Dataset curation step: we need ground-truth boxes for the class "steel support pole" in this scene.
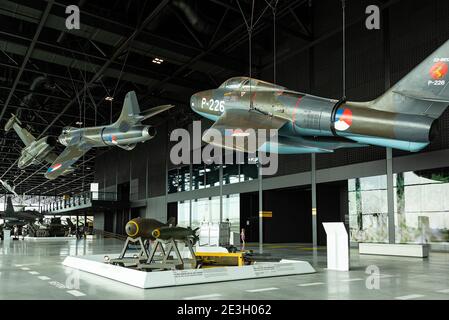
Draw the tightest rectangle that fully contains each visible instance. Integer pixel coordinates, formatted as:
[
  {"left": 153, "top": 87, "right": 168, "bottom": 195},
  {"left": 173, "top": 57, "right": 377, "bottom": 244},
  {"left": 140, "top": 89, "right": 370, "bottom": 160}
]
[
  {"left": 145, "top": 156, "right": 149, "bottom": 217},
  {"left": 383, "top": 7, "right": 395, "bottom": 244},
  {"left": 219, "top": 164, "right": 223, "bottom": 222},
  {"left": 258, "top": 161, "right": 263, "bottom": 254},
  {"left": 189, "top": 164, "right": 192, "bottom": 227},
  {"left": 311, "top": 153, "right": 317, "bottom": 248},
  {"left": 386, "top": 148, "right": 395, "bottom": 243}
]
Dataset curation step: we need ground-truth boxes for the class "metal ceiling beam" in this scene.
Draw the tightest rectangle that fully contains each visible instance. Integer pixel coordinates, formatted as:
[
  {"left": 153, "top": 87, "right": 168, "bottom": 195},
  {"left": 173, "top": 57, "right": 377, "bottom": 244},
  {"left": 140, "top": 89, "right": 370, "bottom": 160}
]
[
  {"left": 0, "top": 29, "right": 212, "bottom": 91},
  {"left": 144, "top": 5, "right": 258, "bottom": 96},
  {"left": 169, "top": 7, "right": 204, "bottom": 49},
  {"left": 261, "top": 0, "right": 403, "bottom": 71},
  {"left": 288, "top": 7, "right": 312, "bottom": 37},
  {"left": 6, "top": 104, "right": 95, "bottom": 121},
  {"left": 210, "top": 0, "right": 311, "bottom": 42},
  {"left": 2, "top": 0, "right": 248, "bottom": 73},
  {"left": 38, "top": 0, "right": 170, "bottom": 136},
  {"left": 0, "top": 86, "right": 71, "bottom": 102},
  {"left": 0, "top": 62, "right": 85, "bottom": 86},
  {"left": 0, "top": 0, "right": 54, "bottom": 122},
  {"left": 222, "top": 0, "right": 308, "bottom": 54}
]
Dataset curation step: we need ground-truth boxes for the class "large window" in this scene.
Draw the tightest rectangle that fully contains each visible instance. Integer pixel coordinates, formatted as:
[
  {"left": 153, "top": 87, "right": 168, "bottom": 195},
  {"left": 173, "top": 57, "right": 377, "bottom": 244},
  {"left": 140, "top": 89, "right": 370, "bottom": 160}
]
[
  {"left": 168, "top": 163, "right": 259, "bottom": 194},
  {"left": 348, "top": 175, "right": 389, "bottom": 243},
  {"left": 348, "top": 168, "right": 449, "bottom": 244},
  {"left": 167, "top": 165, "right": 191, "bottom": 193},
  {"left": 177, "top": 194, "right": 240, "bottom": 233},
  {"left": 394, "top": 170, "right": 449, "bottom": 243}
]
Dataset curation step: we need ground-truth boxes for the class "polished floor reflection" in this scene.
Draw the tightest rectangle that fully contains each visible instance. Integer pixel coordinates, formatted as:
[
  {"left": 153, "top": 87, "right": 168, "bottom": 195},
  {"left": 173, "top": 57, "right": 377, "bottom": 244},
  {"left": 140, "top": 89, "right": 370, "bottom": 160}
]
[{"left": 1, "top": 237, "right": 449, "bottom": 300}]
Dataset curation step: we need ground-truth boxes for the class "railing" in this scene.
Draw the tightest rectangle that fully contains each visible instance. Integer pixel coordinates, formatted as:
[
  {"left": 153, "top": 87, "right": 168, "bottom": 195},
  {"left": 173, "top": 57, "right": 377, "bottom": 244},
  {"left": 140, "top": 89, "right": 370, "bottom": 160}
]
[{"left": 41, "top": 191, "right": 119, "bottom": 213}]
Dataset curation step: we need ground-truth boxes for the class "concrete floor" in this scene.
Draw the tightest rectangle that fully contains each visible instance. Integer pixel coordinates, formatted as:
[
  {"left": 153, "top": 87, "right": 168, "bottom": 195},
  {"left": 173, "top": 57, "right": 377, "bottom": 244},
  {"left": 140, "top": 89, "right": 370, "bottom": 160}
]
[{"left": 1, "top": 237, "right": 449, "bottom": 300}]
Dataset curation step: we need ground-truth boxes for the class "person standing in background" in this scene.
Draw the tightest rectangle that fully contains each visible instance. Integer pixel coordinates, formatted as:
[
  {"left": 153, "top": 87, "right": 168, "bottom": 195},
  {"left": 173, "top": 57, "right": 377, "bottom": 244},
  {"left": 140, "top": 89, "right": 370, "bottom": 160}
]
[{"left": 240, "top": 228, "right": 245, "bottom": 251}]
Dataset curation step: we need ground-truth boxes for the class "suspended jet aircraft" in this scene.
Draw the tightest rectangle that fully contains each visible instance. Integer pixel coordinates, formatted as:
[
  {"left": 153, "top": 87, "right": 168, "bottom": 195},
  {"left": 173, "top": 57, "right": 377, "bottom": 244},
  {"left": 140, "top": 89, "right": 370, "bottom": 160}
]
[
  {"left": 190, "top": 40, "right": 449, "bottom": 154},
  {"left": 4, "top": 114, "right": 74, "bottom": 176},
  {"left": 0, "top": 196, "right": 43, "bottom": 228},
  {"left": 45, "top": 91, "right": 174, "bottom": 180},
  {"left": 0, "top": 179, "right": 18, "bottom": 197}
]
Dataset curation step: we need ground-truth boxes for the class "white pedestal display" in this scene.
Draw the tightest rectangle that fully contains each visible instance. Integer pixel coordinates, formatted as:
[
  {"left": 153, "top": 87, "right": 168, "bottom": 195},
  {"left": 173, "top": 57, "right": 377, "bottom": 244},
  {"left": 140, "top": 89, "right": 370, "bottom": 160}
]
[
  {"left": 322, "top": 222, "right": 349, "bottom": 271},
  {"left": 62, "top": 254, "right": 316, "bottom": 289},
  {"left": 24, "top": 236, "right": 75, "bottom": 242},
  {"left": 359, "top": 243, "right": 429, "bottom": 258}
]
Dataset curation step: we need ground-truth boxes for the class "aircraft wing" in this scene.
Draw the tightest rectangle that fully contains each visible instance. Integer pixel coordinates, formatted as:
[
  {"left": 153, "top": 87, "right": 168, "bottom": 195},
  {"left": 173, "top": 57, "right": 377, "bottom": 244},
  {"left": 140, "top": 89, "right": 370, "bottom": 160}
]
[
  {"left": 44, "top": 143, "right": 91, "bottom": 180},
  {"left": 44, "top": 152, "right": 58, "bottom": 164},
  {"left": 16, "top": 128, "right": 35, "bottom": 147},
  {"left": 202, "top": 109, "right": 287, "bottom": 153},
  {"left": 4, "top": 114, "right": 36, "bottom": 146}
]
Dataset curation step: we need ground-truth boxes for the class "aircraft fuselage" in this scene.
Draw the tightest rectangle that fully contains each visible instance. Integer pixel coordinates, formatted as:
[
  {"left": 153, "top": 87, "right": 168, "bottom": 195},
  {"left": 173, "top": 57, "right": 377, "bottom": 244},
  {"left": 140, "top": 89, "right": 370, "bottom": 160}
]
[
  {"left": 191, "top": 78, "right": 437, "bottom": 153},
  {"left": 58, "top": 124, "right": 156, "bottom": 149}
]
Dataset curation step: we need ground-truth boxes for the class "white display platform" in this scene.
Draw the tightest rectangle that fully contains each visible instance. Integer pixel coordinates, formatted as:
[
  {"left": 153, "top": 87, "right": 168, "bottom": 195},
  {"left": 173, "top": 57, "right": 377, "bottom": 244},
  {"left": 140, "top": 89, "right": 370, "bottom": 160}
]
[
  {"left": 24, "top": 236, "right": 75, "bottom": 242},
  {"left": 322, "top": 222, "right": 349, "bottom": 271},
  {"left": 359, "top": 243, "right": 429, "bottom": 258},
  {"left": 62, "top": 254, "right": 316, "bottom": 289}
]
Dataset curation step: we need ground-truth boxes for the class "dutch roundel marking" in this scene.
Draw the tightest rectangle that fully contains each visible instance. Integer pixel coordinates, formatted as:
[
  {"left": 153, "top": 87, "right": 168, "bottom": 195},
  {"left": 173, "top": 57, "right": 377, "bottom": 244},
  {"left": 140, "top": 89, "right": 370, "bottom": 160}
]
[
  {"left": 429, "top": 61, "right": 448, "bottom": 80},
  {"left": 47, "top": 163, "right": 62, "bottom": 173},
  {"left": 107, "top": 135, "right": 117, "bottom": 143},
  {"left": 334, "top": 108, "right": 353, "bottom": 131}
]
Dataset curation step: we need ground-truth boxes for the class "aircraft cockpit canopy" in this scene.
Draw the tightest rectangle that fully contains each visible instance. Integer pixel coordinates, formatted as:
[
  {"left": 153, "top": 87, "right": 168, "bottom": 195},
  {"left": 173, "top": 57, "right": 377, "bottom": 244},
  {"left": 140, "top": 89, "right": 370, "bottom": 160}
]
[
  {"left": 62, "top": 126, "right": 72, "bottom": 135},
  {"left": 219, "top": 77, "right": 286, "bottom": 91}
]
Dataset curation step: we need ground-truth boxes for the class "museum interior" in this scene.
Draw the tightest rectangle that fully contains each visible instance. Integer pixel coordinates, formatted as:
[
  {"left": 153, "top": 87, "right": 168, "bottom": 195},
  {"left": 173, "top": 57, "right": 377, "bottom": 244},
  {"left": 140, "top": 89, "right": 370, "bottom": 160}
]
[{"left": 1, "top": 0, "right": 449, "bottom": 303}]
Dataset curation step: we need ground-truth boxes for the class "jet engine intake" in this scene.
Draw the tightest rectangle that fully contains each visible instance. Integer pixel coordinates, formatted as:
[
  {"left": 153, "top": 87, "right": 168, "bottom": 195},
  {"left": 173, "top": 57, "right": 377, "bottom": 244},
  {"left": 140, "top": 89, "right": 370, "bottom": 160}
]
[{"left": 143, "top": 125, "right": 157, "bottom": 139}]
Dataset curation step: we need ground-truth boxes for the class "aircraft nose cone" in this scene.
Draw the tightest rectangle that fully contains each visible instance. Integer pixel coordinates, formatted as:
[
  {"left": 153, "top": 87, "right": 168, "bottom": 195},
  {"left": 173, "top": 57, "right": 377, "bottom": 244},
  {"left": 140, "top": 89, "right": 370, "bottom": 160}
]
[
  {"left": 125, "top": 221, "right": 139, "bottom": 237},
  {"left": 58, "top": 135, "right": 67, "bottom": 146},
  {"left": 190, "top": 94, "right": 196, "bottom": 110}
]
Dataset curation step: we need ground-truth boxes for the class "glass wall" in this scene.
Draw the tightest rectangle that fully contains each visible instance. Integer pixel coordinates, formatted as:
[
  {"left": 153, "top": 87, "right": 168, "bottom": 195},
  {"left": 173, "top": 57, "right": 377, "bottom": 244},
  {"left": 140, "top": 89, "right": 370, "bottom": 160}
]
[
  {"left": 394, "top": 170, "right": 449, "bottom": 243},
  {"left": 349, "top": 167, "right": 449, "bottom": 244},
  {"left": 168, "top": 163, "right": 258, "bottom": 194},
  {"left": 348, "top": 175, "right": 389, "bottom": 243},
  {"left": 177, "top": 194, "right": 240, "bottom": 233},
  {"left": 167, "top": 165, "right": 191, "bottom": 193}
]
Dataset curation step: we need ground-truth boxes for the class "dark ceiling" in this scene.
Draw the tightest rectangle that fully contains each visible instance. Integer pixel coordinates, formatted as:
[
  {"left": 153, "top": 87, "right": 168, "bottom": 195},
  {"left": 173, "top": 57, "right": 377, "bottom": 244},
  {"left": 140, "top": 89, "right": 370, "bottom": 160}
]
[{"left": 0, "top": 0, "right": 312, "bottom": 197}]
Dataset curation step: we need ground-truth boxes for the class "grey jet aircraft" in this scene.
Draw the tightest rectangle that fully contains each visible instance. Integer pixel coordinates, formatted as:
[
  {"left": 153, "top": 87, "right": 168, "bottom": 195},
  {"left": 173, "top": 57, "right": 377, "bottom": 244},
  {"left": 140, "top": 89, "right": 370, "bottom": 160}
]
[
  {"left": 45, "top": 91, "right": 174, "bottom": 180},
  {"left": 0, "top": 179, "right": 18, "bottom": 197},
  {"left": 190, "top": 39, "right": 449, "bottom": 154},
  {"left": 0, "top": 196, "right": 44, "bottom": 228},
  {"left": 5, "top": 114, "right": 74, "bottom": 176}
]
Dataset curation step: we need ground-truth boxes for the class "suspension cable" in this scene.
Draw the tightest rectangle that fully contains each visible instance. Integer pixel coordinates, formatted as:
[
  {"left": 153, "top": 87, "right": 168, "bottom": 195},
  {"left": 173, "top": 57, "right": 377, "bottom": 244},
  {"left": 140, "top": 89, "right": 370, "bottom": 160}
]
[
  {"left": 342, "top": 0, "right": 346, "bottom": 99},
  {"left": 273, "top": 0, "right": 279, "bottom": 83}
]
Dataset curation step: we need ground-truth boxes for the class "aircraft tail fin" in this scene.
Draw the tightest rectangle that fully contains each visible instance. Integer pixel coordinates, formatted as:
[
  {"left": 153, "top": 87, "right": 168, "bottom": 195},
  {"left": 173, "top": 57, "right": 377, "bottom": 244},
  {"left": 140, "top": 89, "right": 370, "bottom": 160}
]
[
  {"left": 4, "top": 114, "right": 36, "bottom": 146},
  {"left": 66, "top": 218, "right": 74, "bottom": 228},
  {"left": 4, "top": 113, "right": 21, "bottom": 132},
  {"left": 368, "top": 39, "right": 449, "bottom": 118},
  {"left": 115, "top": 91, "right": 143, "bottom": 131},
  {"left": 192, "top": 227, "right": 200, "bottom": 245},
  {"left": 5, "top": 196, "right": 14, "bottom": 215}
]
